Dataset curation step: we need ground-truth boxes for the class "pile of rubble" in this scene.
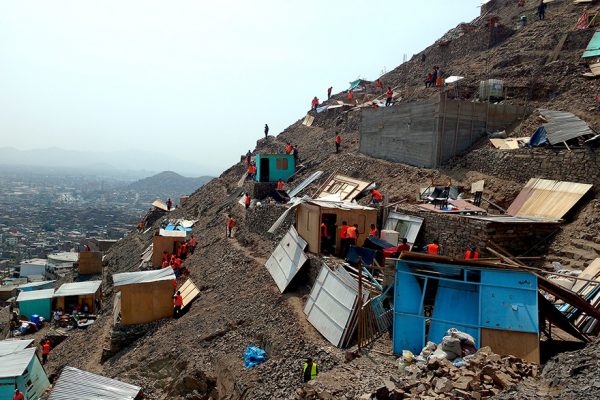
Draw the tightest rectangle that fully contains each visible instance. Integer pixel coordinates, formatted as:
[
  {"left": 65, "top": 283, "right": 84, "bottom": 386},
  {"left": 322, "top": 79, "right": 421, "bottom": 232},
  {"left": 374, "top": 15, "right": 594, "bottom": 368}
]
[{"left": 358, "top": 346, "right": 537, "bottom": 400}]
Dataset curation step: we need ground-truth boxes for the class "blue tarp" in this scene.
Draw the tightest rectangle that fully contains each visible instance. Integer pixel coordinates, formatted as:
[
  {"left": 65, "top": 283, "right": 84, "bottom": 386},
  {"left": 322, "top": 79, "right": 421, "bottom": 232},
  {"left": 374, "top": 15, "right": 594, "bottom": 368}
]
[
  {"left": 165, "top": 223, "right": 192, "bottom": 232},
  {"left": 583, "top": 29, "right": 600, "bottom": 59},
  {"left": 529, "top": 126, "right": 548, "bottom": 147},
  {"left": 346, "top": 246, "right": 376, "bottom": 266},
  {"left": 243, "top": 345, "right": 266, "bottom": 368},
  {"left": 362, "top": 236, "right": 395, "bottom": 251}
]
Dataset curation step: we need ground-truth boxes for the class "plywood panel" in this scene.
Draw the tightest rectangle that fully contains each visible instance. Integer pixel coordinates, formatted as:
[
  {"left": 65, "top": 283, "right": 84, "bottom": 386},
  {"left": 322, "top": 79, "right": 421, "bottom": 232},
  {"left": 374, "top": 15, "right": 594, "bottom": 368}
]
[
  {"left": 481, "top": 328, "right": 540, "bottom": 364},
  {"left": 296, "top": 203, "right": 321, "bottom": 253},
  {"left": 78, "top": 252, "right": 103, "bottom": 275},
  {"left": 152, "top": 235, "right": 186, "bottom": 267},
  {"left": 120, "top": 280, "right": 173, "bottom": 325}
]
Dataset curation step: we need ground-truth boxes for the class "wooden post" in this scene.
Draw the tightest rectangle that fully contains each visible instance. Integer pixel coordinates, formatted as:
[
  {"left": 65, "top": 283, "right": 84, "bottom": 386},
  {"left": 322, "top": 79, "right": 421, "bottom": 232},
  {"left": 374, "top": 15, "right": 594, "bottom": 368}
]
[{"left": 357, "top": 257, "right": 363, "bottom": 351}]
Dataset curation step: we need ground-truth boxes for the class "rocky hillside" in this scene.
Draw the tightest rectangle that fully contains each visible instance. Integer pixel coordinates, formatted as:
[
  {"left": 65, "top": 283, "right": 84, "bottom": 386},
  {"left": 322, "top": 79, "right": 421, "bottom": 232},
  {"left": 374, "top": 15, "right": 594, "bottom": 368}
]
[{"left": 42, "top": 1, "right": 600, "bottom": 399}]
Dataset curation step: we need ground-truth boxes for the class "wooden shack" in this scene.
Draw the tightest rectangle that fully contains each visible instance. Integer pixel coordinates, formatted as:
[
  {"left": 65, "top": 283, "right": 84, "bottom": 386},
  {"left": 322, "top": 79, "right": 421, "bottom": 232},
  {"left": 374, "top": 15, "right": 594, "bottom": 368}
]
[
  {"left": 53, "top": 281, "right": 102, "bottom": 314},
  {"left": 151, "top": 229, "right": 186, "bottom": 267},
  {"left": 78, "top": 252, "right": 103, "bottom": 275},
  {"left": 113, "top": 268, "right": 175, "bottom": 325},
  {"left": 295, "top": 199, "right": 377, "bottom": 255}
]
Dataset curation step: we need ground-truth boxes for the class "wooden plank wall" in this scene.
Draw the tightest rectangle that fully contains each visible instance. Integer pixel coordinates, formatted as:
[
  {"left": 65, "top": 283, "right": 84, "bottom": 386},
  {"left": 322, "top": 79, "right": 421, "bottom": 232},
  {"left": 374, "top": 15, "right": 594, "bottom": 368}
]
[
  {"left": 78, "top": 252, "right": 103, "bottom": 275},
  {"left": 152, "top": 235, "right": 186, "bottom": 267},
  {"left": 120, "top": 280, "right": 174, "bottom": 325}
]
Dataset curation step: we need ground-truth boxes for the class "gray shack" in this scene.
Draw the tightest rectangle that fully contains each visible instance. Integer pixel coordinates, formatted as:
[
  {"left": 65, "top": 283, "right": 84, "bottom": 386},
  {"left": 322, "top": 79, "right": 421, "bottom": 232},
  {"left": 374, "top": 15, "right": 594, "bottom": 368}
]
[{"left": 359, "top": 95, "right": 527, "bottom": 168}]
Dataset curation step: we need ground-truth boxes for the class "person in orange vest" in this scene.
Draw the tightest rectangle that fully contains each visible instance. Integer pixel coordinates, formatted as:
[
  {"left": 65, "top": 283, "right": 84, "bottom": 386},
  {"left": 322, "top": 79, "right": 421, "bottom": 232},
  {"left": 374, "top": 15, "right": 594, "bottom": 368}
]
[
  {"left": 370, "top": 188, "right": 383, "bottom": 205},
  {"left": 385, "top": 87, "right": 394, "bottom": 107},
  {"left": 180, "top": 242, "right": 188, "bottom": 260},
  {"left": 339, "top": 221, "right": 349, "bottom": 257},
  {"left": 276, "top": 179, "right": 284, "bottom": 191},
  {"left": 369, "top": 224, "right": 380, "bottom": 239},
  {"left": 173, "top": 291, "right": 183, "bottom": 318},
  {"left": 347, "top": 90, "right": 353, "bottom": 102},
  {"left": 311, "top": 96, "right": 319, "bottom": 111},
  {"left": 189, "top": 235, "right": 197, "bottom": 254},
  {"left": 161, "top": 259, "right": 169, "bottom": 269},
  {"left": 335, "top": 132, "right": 342, "bottom": 153},
  {"left": 226, "top": 215, "right": 235, "bottom": 238},
  {"left": 172, "top": 257, "right": 182, "bottom": 277},
  {"left": 41, "top": 339, "right": 51, "bottom": 364},
  {"left": 425, "top": 239, "right": 440, "bottom": 255},
  {"left": 13, "top": 389, "right": 24, "bottom": 400},
  {"left": 320, "top": 222, "right": 330, "bottom": 255},
  {"left": 375, "top": 79, "right": 383, "bottom": 93},
  {"left": 137, "top": 220, "right": 145, "bottom": 232},
  {"left": 244, "top": 193, "right": 251, "bottom": 209},
  {"left": 347, "top": 224, "right": 359, "bottom": 249},
  {"left": 327, "top": 86, "right": 333, "bottom": 99},
  {"left": 162, "top": 250, "right": 169, "bottom": 262},
  {"left": 285, "top": 142, "right": 292, "bottom": 154},
  {"left": 464, "top": 245, "right": 480, "bottom": 260}
]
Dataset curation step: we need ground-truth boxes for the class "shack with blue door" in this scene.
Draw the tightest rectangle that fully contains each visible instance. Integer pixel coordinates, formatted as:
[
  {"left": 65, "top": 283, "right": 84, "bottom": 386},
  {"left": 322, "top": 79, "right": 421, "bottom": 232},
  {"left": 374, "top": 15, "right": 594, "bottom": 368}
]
[
  {"left": 255, "top": 154, "right": 295, "bottom": 183},
  {"left": 0, "top": 340, "right": 50, "bottom": 400},
  {"left": 393, "top": 254, "right": 540, "bottom": 363},
  {"left": 16, "top": 289, "right": 54, "bottom": 320}
]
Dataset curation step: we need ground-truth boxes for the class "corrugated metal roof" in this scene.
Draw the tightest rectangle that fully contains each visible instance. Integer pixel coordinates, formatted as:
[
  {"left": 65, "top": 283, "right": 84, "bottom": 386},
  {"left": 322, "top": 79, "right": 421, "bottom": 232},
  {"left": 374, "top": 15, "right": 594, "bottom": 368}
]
[
  {"left": 17, "top": 288, "right": 55, "bottom": 302},
  {"left": 17, "top": 280, "right": 55, "bottom": 290},
  {"left": 538, "top": 109, "right": 594, "bottom": 144},
  {"left": 307, "top": 199, "right": 376, "bottom": 211},
  {"left": 304, "top": 264, "right": 359, "bottom": 347},
  {"left": 288, "top": 171, "right": 323, "bottom": 198},
  {"left": 54, "top": 281, "right": 102, "bottom": 297},
  {"left": 583, "top": 29, "right": 600, "bottom": 58},
  {"left": 265, "top": 226, "right": 308, "bottom": 293},
  {"left": 507, "top": 178, "right": 593, "bottom": 220},
  {"left": 48, "top": 366, "right": 141, "bottom": 400},
  {"left": 0, "top": 339, "right": 33, "bottom": 356},
  {"left": 0, "top": 348, "right": 35, "bottom": 378},
  {"left": 113, "top": 268, "right": 175, "bottom": 287}
]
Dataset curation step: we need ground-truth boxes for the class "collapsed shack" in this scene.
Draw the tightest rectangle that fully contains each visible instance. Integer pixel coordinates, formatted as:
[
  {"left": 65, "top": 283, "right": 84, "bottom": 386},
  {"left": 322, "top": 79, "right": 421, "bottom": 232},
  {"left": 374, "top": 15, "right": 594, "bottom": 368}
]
[{"left": 392, "top": 253, "right": 600, "bottom": 365}]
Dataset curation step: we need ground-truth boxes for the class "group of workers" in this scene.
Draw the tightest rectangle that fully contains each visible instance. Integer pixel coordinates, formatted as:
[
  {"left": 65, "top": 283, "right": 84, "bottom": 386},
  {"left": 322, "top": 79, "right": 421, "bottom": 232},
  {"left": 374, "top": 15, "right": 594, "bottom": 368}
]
[
  {"left": 425, "top": 66, "right": 443, "bottom": 88},
  {"left": 161, "top": 235, "right": 197, "bottom": 278}
]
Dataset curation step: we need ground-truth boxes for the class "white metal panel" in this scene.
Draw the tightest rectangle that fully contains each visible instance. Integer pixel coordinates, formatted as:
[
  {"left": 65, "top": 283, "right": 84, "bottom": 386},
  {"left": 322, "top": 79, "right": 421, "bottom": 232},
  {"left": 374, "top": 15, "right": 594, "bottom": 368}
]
[
  {"left": 304, "top": 264, "right": 359, "bottom": 347},
  {"left": 0, "top": 340, "right": 33, "bottom": 356},
  {"left": 0, "top": 348, "right": 35, "bottom": 378},
  {"left": 265, "top": 226, "right": 308, "bottom": 293},
  {"left": 384, "top": 212, "right": 424, "bottom": 245},
  {"left": 17, "top": 289, "right": 55, "bottom": 302},
  {"left": 48, "top": 366, "right": 141, "bottom": 400},
  {"left": 113, "top": 268, "right": 175, "bottom": 287},
  {"left": 158, "top": 229, "right": 187, "bottom": 238},
  {"left": 287, "top": 171, "right": 323, "bottom": 198},
  {"left": 54, "top": 281, "right": 102, "bottom": 297}
]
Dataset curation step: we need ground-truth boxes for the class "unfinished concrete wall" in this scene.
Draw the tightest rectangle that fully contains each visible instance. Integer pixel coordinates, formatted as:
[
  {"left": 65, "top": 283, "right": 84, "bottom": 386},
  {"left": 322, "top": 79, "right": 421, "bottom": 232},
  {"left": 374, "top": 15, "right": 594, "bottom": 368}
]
[{"left": 360, "top": 97, "right": 527, "bottom": 168}]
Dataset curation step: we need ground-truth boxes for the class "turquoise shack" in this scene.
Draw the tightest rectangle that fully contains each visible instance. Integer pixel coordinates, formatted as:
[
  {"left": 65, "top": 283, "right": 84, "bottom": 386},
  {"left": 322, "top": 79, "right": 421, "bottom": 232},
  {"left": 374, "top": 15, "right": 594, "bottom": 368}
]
[
  {"left": 0, "top": 340, "right": 50, "bottom": 399},
  {"left": 255, "top": 154, "right": 295, "bottom": 182},
  {"left": 16, "top": 289, "right": 54, "bottom": 320}
]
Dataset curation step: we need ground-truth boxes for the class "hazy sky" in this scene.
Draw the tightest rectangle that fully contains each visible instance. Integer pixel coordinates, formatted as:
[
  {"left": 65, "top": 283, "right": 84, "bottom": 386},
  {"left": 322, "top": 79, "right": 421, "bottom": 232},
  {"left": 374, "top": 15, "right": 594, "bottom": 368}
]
[{"left": 0, "top": 1, "right": 483, "bottom": 176}]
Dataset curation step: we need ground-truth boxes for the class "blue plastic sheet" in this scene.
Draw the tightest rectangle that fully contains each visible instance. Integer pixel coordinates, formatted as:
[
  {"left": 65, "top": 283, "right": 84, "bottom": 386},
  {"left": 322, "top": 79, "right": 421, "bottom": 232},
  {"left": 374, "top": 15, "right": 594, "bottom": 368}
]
[
  {"left": 529, "top": 126, "right": 548, "bottom": 147},
  {"left": 243, "top": 345, "right": 266, "bottom": 368}
]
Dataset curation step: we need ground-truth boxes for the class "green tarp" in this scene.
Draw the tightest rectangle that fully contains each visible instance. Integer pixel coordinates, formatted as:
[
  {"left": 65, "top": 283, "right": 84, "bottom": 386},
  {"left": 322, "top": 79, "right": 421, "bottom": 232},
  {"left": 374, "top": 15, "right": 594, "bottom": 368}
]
[{"left": 583, "top": 29, "right": 600, "bottom": 58}]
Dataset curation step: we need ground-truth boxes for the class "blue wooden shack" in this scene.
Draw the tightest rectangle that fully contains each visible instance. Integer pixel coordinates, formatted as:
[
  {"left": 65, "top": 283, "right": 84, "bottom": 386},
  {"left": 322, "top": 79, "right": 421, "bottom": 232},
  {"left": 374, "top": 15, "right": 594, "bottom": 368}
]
[
  {"left": 255, "top": 154, "right": 295, "bottom": 183},
  {"left": 16, "top": 289, "right": 54, "bottom": 320},
  {"left": 0, "top": 340, "right": 50, "bottom": 399},
  {"left": 393, "top": 254, "right": 540, "bottom": 363}
]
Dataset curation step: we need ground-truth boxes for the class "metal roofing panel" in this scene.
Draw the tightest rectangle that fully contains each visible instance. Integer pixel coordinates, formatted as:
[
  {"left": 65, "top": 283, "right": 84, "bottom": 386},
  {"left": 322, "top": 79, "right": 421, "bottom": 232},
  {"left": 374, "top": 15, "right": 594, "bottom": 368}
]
[
  {"left": 0, "top": 348, "right": 35, "bottom": 378},
  {"left": 307, "top": 199, "right": 376, "bottom": 211},
  {"left": 151, "top": 199, "right": 169, "bottom": 211},
  {"left": 54, "top": 281, "right": 102, "bottom": 297},
  {"left": 17, "top": 280, "right": 55, "bottom": 290},
  {"left": 113, "top": 268, "right": 175, "bottom": 287},
  {"left": 48, "top": 367, "right": 141, "bottom": 400},
  {"left": 0, "top": 340, "right": 33, "bottom": 356},
  {"left": 583, "top": 29, "right": 600, "bottom": 58},
  {"left": 265, "top": 226, "right": 308, "bottom": 292},
  {"left": 17, "top": 288, "right": 55, "bottom": 302},
  {"left": 304, "top": 264, "right": 359, "bottom": 347},
  {"left": 158, "top": 229, "right": 187, "bottom": 238},
  {"left": 506, "top": 178, "right": 593, "bottom": 219},
  {"left": 287, "top": 171, "right": 324, "bottom": 198},
  {"left": 538, "top": 109, "right": 594, "bottom": 144},
  {"left": 384, "top": 212, "right": 424, "bottom": 244}
]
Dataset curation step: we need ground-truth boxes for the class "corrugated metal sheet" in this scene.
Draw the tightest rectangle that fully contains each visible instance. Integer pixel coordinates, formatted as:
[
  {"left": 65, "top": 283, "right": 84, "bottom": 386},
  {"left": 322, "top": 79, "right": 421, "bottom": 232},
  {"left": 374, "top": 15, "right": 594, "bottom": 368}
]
[
  {"left": 538, "top": 109, "right": 594, "bottom": 144},
  {"left": 0, "top": 348, "right": 35, "bottom": 378},
  {"left": 288, "top": 171, "right": 323, "bottom": 198},
  {"left": 307, "top": 199, "right": 376, "bottom": 211},
  {"left": 583, "top": 29, "right": 600, "bottom": 58},
  {"left": 113, "top": 268, "right": 174, "bottom": 287},
  {"left": 304, "top": 264, "right": 359, "bottom": 347},
  {"left": 0, "top": 340, "right": 33, "bottom": 356},
  {"left": 54, "top": 281, "right": 102, "bottom": 297},
  {"left": 17, "top": 288, "right": 55, "bottom": 302},
  {"left": 265, "top": 226, "right": 308, "bottom": 293},
  {"left": 17, "top": 280, "right": 55, "bottom": 290},
  {"left": 317, "top": 174, "right": 373, "bottom": 201},
  {"left": 507, "top": 178, "right": 593, "bottom": 219},
  {"left": 48, "top": 366, "right": 141, "bottom": 400}
]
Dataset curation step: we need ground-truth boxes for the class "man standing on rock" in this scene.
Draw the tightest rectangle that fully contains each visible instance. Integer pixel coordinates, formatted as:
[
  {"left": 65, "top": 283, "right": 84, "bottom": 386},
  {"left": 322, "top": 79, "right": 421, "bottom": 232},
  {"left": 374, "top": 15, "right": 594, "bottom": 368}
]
[
  {"left": 264, "top": 124, "right": 269, "bottom": 139},
  {"left": 303, "top": 358, "right": 318, "bottom": 383},
  {"left": 537, "top": 0, "right": 547, "bottom": 20},
  {"left": 335, "top": 132, "right": 342, "bottom": 153},
  {"left": 226, "top": 215, "right": 235, "bottom": 238}
]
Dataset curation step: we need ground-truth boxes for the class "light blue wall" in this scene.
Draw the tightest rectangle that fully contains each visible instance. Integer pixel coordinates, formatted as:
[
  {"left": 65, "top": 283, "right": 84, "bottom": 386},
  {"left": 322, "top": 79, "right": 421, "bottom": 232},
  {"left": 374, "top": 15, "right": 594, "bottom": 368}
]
[
  {"left": 20, "top": 282, "right": 54, "bottom": 292},
  {"left": 255, "top": 154, "right": 295, "bottom": 182},
  {"left": 0, "top": 378, "right": 17, "bottom": 400},
  {"left": 18, "top": 298, "right": 52, "bottom": 320},
  {"left": 19, "top": 356, "right": 50, "bottom": 400}
]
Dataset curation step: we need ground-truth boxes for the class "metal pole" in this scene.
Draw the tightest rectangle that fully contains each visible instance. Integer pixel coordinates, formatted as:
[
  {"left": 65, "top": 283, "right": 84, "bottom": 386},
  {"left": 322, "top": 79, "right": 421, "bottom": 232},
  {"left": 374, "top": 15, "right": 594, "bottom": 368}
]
[{"left": 357, "top": 257, "right": 363, "bottom": 351}]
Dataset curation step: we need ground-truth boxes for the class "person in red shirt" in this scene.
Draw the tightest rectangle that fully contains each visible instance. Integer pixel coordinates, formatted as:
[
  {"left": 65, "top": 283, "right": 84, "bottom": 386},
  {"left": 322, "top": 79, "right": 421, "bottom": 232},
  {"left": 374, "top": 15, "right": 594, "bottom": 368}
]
[
  {"left": 245, "top": 193, "right": 251, "bottom": 209},
  {"left": 13, "top": 389, "right": 24, "bottom": 400},
  {"left": 370, "top": 189, "right": 384, "bottom": 205},
  {"left": 385, "top": 87, "right": 394, "bottom": 107},
  {"left": 339, "top": 221, "right": 349, "bottom": 257},
  {"left": 311, "top": 96, "right": 319, "bottom": 111},
  {"left": 189, "top": 235, "right": 197, "bottom": 254},
  {"left": 173, "top": 291, "right": 183, "bottom": 318},
  {"left": 347, "top": 91, "right": 354, "bottom": 102},
  {"left": 285, "top": 143, "right": 292, "bottom": 154},
  {"left": 226, "top": 215, "right": 235, "bottom": 238},
  {"left": 41, "top": 340, "right": 51, "bottom": 364},
  {"left": 369, "top": 224, "right": 380, "bottom": 239},
  {"left": 277, "top": 179, "right": 284, "bottom": 191},
  {"left": 247, "top": 164, "right": 257, "bottom": 180},
  {"left": 320, "top": 222, "right": 330, "bottom": 255},
  {"left": 375, "top": 79, "right": 383, "bottom": 93},
  {"left": 335, "top": 132, "right": 342, "bottom": 154},
  {"left": 161, "top": 259, "right": 169, "bottom": 269}
]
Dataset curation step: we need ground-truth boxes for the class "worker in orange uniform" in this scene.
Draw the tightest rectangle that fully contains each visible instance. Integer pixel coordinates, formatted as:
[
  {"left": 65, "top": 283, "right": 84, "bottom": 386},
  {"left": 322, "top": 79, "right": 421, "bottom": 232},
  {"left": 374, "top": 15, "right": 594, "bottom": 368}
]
[
  {"left": 172, "top": 257, "right": 182, "bottom": 278},
  {"left": 244, "top": 193, "right": 251, "bottom": 209},
  {"left": 311, "top": 96, "right": 319, "bottom": 111},
  {"left": 375, "top": 79, "right": 383, "bottom": 93},
  {"left": 335, "top": 132, "right": 342, "bottom": 153},
  {"left": 339, "top": 221, "right": 349, "bottom": 258},
  {"left": 189, "top": 235, "right": 197, "bottom": 254},
  {"left": 285, "top": 142, "right": 292, "bottom": 154},
  {"left": 347, "top": 224, "right": 359, "bottom": 250},
  {"left": 161, "top": 258, "right": 169, "bottom": 269},
  {"left": 226, "top": 214, "right": 235, "bottom": 238},
  {"left": 13, "top": 389, "right": 24, "bottom": 400},
  {"left": 41, "top": 340, "right": 51, "bottom": 364},
  {"left": 464, "top": 245, "right": 480, "bottom": 260},
  {"left": 247, "top": 163, "right": 257, "bottom": 180},
  {"left": 370, "top": 188, "right": 384, "bottom": 205},
  {"left": 425, "top": 240, "right": 440, "bottom": 255},
  {"left": 320, "top": 222, "right": 330, "bottom": 255},
  {"left": 347, "top": 90, "right": 353, "bottom": 102},
  {"left": 369, "top": 224, "right": 380, "bottom": 239},
  {"left": 277, "top": 179, "right": 284, "bottom": 191},
  {"left": 385, "top": 87, "right": 394, "bottom": 107},
  {"left": 173, "top": 291, "right": 183, "bottom": 318}
]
